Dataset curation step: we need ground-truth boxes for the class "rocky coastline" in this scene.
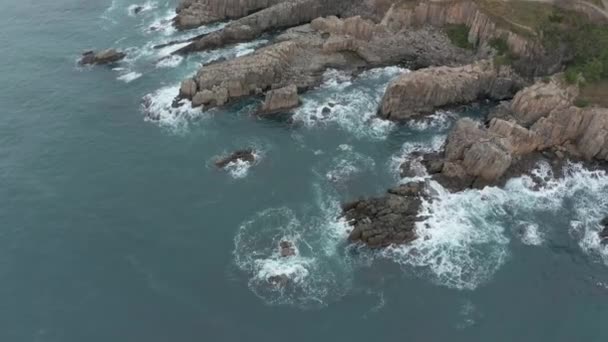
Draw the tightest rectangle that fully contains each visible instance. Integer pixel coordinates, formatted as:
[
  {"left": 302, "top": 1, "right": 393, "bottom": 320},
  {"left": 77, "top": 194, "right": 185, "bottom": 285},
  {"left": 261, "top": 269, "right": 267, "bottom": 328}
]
[{"left": 85, "top": 0, "right": 608, "bottom": 252}]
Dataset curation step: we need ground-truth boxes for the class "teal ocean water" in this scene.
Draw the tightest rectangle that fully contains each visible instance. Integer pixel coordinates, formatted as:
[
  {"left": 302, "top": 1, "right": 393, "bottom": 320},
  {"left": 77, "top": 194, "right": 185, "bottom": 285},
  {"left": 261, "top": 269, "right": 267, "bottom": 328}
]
[{"left": 2, "top": 1, "right": 608, "bottom": 341}]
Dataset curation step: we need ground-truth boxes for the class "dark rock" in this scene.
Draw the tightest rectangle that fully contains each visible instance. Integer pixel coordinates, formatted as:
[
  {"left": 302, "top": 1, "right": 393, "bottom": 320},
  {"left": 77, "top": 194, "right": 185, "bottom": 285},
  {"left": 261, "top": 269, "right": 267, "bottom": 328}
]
[
  {"left": 342, "top": 182, "right": 425, "bottom": 248},
  {"left": 132, "top": 6, "right": 144, "bottom": 14},
  {"left": 267, "top": 274, "right": 290, "bottom": 287},
  {"left": 215, "top": 149, "right": 256, "bottom": 168},
  {"left": 279, "top": 240, "right": 296, "bottom": 257},
  {"left": 321, "top": 107, "right": 331, "bottom": 115},
  {"left": 79, "top": 49, "right": 126, "bottom": 65}
]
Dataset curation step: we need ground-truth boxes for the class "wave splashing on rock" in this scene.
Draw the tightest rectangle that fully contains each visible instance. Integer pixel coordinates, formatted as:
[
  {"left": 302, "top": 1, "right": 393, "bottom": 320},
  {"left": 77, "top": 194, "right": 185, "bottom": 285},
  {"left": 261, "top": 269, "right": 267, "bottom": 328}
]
[
  {"left": 381, "top": 162, "right": 608, "bottom": 290},
  {"left": 292, "top": 67, "right": 407, "bottom": 139},
  {"left": 234, "top": 196, "right": 353, "bottom": 308}
]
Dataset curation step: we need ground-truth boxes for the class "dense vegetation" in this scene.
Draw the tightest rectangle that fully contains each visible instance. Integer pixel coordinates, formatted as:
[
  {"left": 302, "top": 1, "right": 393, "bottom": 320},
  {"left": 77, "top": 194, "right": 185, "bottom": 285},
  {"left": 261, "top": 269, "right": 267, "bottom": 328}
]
[
  {"left": 445, "top": 24, "right": 475, "bottom": 50},
  {"left": 541, "top": 11, "right": 608, "bottom": 85}
]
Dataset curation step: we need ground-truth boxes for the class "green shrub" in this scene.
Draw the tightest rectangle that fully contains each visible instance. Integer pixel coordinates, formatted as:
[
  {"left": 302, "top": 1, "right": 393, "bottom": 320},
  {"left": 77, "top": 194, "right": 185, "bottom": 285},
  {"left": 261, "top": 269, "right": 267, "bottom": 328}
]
[
  {"left": 445, "top": 24, "right": 474, "bottom": 50},
  {"left": 541, "top": 11, "right": 608, "bottom": 86},
  {"left": 574, "top": 98, "right": 590, "bottom": 108},
  {"left": 489, "top": 36, "right": 509, "bottom": 55},
  {"left": 564, "top": 67, "right": 580, "bottom": 85}
]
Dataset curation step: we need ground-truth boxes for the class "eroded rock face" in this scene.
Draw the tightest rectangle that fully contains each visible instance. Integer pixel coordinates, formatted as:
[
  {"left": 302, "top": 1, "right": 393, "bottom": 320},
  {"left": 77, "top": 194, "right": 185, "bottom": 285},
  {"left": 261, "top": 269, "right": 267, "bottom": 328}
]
[
  {"left": 343, "top": 182, "right": 424, "bottom": 248},
  {"left": 79, "top": 49, "right": 126, "bottom": 65},
  {"left": 258, "top": 84, "right": 300, "bottom": 115},
  {"left": 379, "top": 60, "right": 523, "bottom": 120}
]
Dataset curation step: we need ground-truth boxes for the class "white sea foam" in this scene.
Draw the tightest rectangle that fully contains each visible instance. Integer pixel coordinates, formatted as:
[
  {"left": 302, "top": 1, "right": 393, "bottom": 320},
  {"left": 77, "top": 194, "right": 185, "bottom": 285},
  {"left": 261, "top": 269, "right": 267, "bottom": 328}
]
[
  {"left": 234, "top": 186, "right": 353, "bottom": 307},
  {"left": 517, "top": 222, "right": 544, "bottom": 246},
  {"left": 117, "top": 71, "right": 142, "bottom": 83},
  {"left": 381, "top": 163, "right": 608, "bottom": 290},
  {"left": 155, "top": 54, "right": 183, "bottom": 68},
  {"left": 292, "top": 67, "right": 407, "bottom": 139},
  {"left": 389, "top": 135, "right": 446, "bottom": 182},
  {"left": 128, "top": 1, "right": 158, "bottom": 16},
  {"left": 141, "top": 84, "right": 203, "bottom": 130},
  {"left": 407, "top": 110, "right": 456, "bottom": 131},
  {"left": 324, "top": 147, "right": 375, "bottom": 184}
]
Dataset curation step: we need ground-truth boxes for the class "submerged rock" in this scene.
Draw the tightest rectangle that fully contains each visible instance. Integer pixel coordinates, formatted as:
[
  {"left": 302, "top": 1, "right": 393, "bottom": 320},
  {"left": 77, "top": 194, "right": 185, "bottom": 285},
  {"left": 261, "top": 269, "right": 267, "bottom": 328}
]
[
  {"left": 343, "top": 182, "right": 424, "bottom": 248},
  {"left": 79, "top": 49, "right": 126, "bottom": 65},
  {"left": 215, "top": 149, "right": 256, "bottom": 169}
]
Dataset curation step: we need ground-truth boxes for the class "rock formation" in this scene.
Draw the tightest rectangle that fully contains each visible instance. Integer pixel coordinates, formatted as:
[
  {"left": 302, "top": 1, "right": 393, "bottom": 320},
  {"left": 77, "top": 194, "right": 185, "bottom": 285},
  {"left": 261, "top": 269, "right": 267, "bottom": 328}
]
[
  {"left": 258, "top": 84, "right": 300, "bottom": 115},
  {"left": 379, "top": 60, "right": 523, "bottom": 120},
  {"left": 178, "top": 15, "right": 476, "bottom": 110},
  {"left": 343, "top": 182, "right": 424, "bottom": 248},
  {"left": 430, "top": 76, "right": 608, "bottom": 187},
  {"left": 79, "top": 49, "right": 126, "bottom": 65}
]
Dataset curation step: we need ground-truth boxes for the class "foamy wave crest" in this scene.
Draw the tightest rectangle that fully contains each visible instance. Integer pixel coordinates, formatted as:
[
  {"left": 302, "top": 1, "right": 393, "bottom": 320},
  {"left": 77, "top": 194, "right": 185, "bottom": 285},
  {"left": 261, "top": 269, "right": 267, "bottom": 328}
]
[
  {"left": 117, "top": 71, "right": 142, "bottom": 83},
  {"left": 292, "top": 67, "right": 407, "bottom": 139},
  {"left": 324, "top": 145, "right": 375, "bottom": 185},
  {"left": 141, "top": 84, "right": 203, "bottom": 130},
  {"left": 234, "top": 206, "right": 352, "bottom": 307}
]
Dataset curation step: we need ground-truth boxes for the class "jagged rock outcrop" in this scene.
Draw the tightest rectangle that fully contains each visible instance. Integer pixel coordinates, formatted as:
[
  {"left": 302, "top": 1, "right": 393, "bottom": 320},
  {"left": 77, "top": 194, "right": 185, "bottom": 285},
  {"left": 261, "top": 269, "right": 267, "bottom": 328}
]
[
  {"left": 343, "top": 182, "right": 424, "bottom": 248},
  {"left": 179, "top": 15, "right": 475, "bottom": 110},
  {"left": 79, "top": 49, "right": 126, "bottom": 65},
  {"left": 174, "top": 0, "right": 288, "bottom": 30},
  {"left": 258, "top": 84, "right": 300, "bottom": 115},
  {"left": 379, "top": 60, "right": 523, "bottom": 120},
  {"left": 431, "top": 77, "right": 608, "bottom": 187}
]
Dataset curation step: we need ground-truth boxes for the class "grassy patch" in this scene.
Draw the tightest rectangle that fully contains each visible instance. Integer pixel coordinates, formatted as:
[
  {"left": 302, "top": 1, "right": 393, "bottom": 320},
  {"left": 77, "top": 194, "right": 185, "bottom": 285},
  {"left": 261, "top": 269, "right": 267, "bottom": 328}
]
[{"left": 445, "top": 24, "right": 475, "bottom": 50}]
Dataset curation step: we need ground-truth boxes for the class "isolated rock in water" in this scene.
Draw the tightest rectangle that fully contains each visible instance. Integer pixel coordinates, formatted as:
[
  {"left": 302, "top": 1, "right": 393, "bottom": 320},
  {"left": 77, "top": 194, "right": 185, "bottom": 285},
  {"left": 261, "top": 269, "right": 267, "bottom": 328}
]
[
  {"left": 258, "top": 85, "right": 300, "bottom": 115},
  {"left": 132, "top": 6, "right": 144, "bottom": 15},
  {"left": 379, "top": 60, "right": 523, "bottom": 120},
  {"left": 79, "top": 49, "right": 126, "bottom": 65},
  {"left": 215, "top": 149, "right": 256, "bottom": 168},
  {"left": 279, "top": 240, "right": 296, "bottom": 257},
  {"left": 343, "top": 182, "right": 424, "bottom": 248}
]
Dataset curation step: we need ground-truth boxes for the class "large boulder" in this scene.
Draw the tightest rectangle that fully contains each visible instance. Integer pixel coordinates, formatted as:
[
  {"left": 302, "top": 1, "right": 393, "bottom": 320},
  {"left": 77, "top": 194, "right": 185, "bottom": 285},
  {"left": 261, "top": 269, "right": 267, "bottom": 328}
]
[
  {"left": 258, "top": 84, "right": 300, "bottom": 115},
  {"left": 79, "top": 49, "right": 126, "bottom": 65},
  {"left": 379, "top": 60, "right": 523, "bottom": 120}
]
